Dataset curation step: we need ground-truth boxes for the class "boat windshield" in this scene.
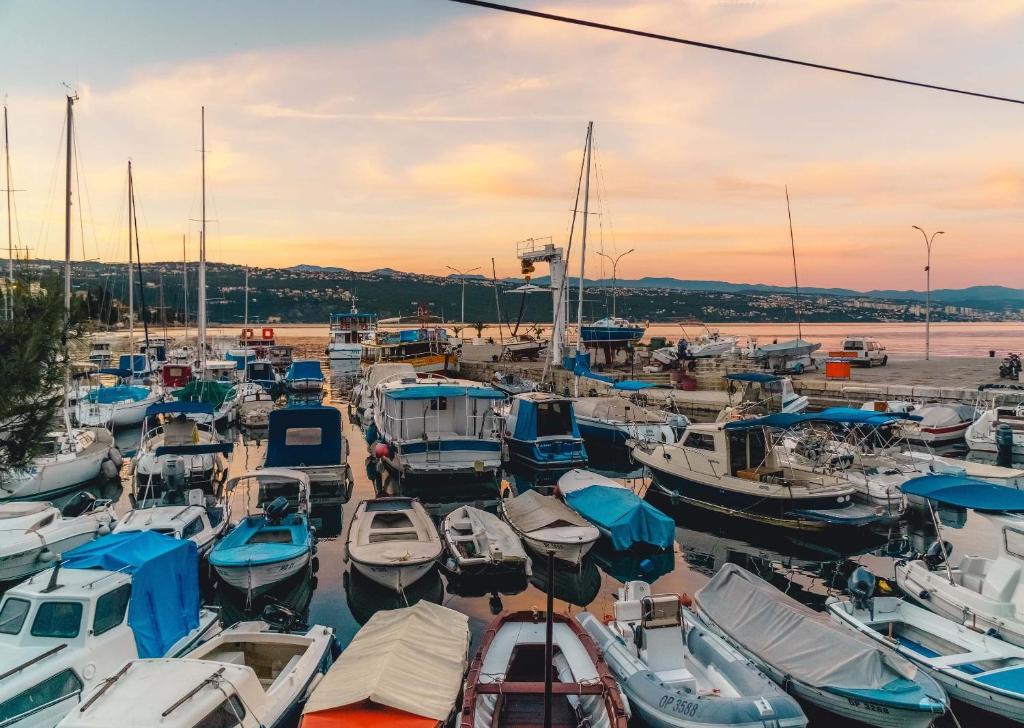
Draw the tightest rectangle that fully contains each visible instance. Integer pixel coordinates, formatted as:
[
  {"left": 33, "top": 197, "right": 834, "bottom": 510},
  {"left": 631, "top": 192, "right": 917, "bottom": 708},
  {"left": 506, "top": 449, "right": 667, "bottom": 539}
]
[
  {"left": 537, "top": 402, "right": 573, "bottom": 437},
  {"left": 0, "top": 598, "right": 30, "bottom": 635},
  {"left": 30, "top": 602, "right": 82, "bottom": 639}
]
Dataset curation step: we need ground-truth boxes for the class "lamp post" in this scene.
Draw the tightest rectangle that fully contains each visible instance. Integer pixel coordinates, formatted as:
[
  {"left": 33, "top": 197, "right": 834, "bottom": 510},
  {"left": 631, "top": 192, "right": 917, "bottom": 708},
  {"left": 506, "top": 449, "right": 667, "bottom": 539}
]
[
  {"left": 912, "top": 226, "right": 944, "bottom": 361},
  {"left": 446, "top": 265, "right": 480, "bottom": 326},
  {"left": 596, "top": 248, "right": 635, "bottom": 318}
]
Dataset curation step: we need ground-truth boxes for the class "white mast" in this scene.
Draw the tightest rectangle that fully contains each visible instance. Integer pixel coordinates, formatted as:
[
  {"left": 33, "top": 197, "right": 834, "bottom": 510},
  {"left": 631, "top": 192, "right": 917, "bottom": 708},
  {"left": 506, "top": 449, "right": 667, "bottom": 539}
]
[
  {"left": 64, "top": 94, "right": 76, "bottom": 311},
  {"left": 127, "top": 161, "right": 135, "bottom": 371},
  {"left": 182, "top": 234, "right": 189, "bottom": 346},
  {"left": 243, "top": 265, "right": 249, "bottom": 326},
  {"left": 574, "top": 122, "right": 593, "bottom": 396},
  {"left": 4, "top": 105, "right": 12, "bottom": 292},
  {"left": 197, "top": 107, "right": 207, "bottom": 368}
]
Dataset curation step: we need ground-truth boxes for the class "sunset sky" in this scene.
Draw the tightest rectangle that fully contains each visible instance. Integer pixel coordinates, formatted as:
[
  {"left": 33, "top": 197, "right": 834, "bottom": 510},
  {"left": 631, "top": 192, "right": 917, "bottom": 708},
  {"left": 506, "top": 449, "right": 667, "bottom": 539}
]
[{"left": 3, "top": 0, "right": 1023, "bottom": 289}]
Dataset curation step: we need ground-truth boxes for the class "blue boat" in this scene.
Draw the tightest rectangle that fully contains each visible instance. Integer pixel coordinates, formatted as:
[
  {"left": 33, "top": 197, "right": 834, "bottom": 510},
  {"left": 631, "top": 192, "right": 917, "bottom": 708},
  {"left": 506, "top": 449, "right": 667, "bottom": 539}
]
[
  {"left": 557, "top": 468, "right": 674, "bottom": 551},
  {"left": 504, "top": 392, "right": 588, "bottom": 468},
  {"left": 117, "top": 353, "right": 156, "bottom": 383},
  {"left": 210, "top": 468, "right": 314, "bottom": 595},
  {"left": 285, "top": 359, "right": 324, "bottom": 392},
  {"left": 246, "top": 358, "right": 283, "bottom": 396},
  {"left": 580, "top": 316, "right": 645, "bottom": 345}
]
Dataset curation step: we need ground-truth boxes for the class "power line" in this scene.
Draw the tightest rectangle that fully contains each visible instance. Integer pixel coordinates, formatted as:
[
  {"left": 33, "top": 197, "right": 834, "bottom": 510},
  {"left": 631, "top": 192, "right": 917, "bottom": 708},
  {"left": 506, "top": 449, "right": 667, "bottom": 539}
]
[{"left": 447, "top": 0, "right": 1024, "bottom": 106}]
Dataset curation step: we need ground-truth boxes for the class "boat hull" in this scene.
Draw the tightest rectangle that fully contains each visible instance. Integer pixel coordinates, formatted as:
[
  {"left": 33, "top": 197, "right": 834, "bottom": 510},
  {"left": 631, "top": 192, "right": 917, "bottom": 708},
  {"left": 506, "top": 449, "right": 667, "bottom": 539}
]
[
  {"left": 212, "top": 551, "right": 311, "bottom": 595},
  {"left": 505, "top": 437, "right": 588, "bottom": 468},
  {"left": 349, "top": 556, "right": 436, "bottom": 592},
  {"left": 581, "top": 326, "right": 644, "bottom": 344},
  {"left": 384, "top": 439, "right": 502, "bottom": 477},
  {"left": 327, "top": 343, "right": 362, "bottom": 360},
  {"left": 576, "top": 417, "right": 675, "bottom": 447},
  {"left": 0, "top": 432, "right": 113, "bottom": 502}
]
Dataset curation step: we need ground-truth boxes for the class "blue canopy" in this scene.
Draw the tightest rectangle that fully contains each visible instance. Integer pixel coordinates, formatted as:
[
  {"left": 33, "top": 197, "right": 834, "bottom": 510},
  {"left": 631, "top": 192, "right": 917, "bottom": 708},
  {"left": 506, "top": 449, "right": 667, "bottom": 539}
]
[
  {"left": 64, "top": 532, "right": 200, "bottom": 659},
  {"left": 724, "top": 409, "right": 910, "bottom": 431},
  {"left": 225, "top": 351, "right": 255, "bottom": 370},
  {"left": 512, "top": 396, "right": 581, "bottom": 441},
  {"left": 384, "top": 385, "right": 504, "bottom": 400},
  {"left": 285, "top": 360, "right": 324, "bottom": 381},
  {"left": 117, "top": 354, "right": 149, "bottom": 373},
  {"left": 901, "top": 475, "right": 1024, "bottom": 512},
  {"left": 724, "top": 372, "right": 781, "bottom": 383},
  {"left": 820, "top": 407, "right": 920, "bottom": 422},
  {"left": 97, "top": 367, "right": 133, "bottom": 379},
  {"left": 265, "top": 405, "right": 342, "bottom": 467},
  {"left": 612, "top": 380, "right": 657, "bottom": 391},
  {"left": 85, "top": 385, "right": 152, "bottom": 404},
  {"left": 564, "top": 485, "right": 675, "bottom": 551},
  {"left": 145, "top": 401, "right": 215, "bottom": 417}
]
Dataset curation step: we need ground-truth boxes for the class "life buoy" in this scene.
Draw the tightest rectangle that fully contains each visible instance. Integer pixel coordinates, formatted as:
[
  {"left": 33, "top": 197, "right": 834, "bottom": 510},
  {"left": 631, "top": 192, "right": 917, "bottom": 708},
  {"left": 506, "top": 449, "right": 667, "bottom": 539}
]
[
  {"left": 242, "top": 327, "right": 254, "bottom": 340},
  {"left": 262, "top": 327, "right": 273, "bottom": 340}
]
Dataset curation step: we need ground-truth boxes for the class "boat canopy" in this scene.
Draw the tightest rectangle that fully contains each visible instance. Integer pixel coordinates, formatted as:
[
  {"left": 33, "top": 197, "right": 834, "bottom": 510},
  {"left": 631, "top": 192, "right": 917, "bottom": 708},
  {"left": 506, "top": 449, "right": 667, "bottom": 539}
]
[
  {"left": 96, "top": 367, "right": 133, "bottom": 379},
  {"left": 384, "top": 384, "right": 504, "bottom": 400},
  {"left": 611, "top": 380, "right": 657, "bottom": 391},
  {"left": 901, "top": 474, "right": 1024, "bottom": 512},
  {"left": 695, "top": 563, "right": 916, "bottom": 691},
  {"left": 63, "top": 531, "right": 200, "bottom": 659},
  {"left": 145, "top": 401, "right": 215, "bottom": 417},
  {"left": 286, "top": 360, "right": 324, "bottom": 381},
  {"left": 225, "top": 351, "right": 255, "bottom": 370},
  {"left": 85, "top": 385, "right": 151, "bottom": 404},
  {"left": 303, "top": 600, "right": 470, "bottom": 723},
  {"left": 723, "top": 409, "right": 912, "bottom": 431},
  {"left": 511, "top": 396, "right": 581, "bottom": 442},
  {"left": 563, "top": 484, "right": 674, "bottom": 551},
  {"left": 724, "top": 372, "right": 782, "bottom": 383},
  {"left": 265, "top": 405, "right": 342, "bottom": 467},
  {"left": 504, "top": 489, "right": 590, "bottom": 532},
  {"left": 174, "top": 379, "right": 233, "bottom": 407},
  {"left": 118, "top": 354, "right": 150, "bottom": 372}
]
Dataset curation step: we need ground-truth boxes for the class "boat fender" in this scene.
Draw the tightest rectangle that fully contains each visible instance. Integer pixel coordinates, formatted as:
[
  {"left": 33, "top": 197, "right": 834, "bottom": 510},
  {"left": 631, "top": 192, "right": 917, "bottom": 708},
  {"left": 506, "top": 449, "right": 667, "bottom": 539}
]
[
  {"left": 37, "top": 548, "right": 54, "bottom": 563},
  {"left": 101, "top": 459, "right": 119, "bottom": 479},
  {"left": 107, "top": 447, "right": 123, "bottom": 468},
  {"left": 373, "top": 442, "right": 389, "bottom": 459},
  {"left": 96, "top": 523, "right": 111, "bottom": 536},
  {"left": 311, "top": 556, "right": 320, "bottom": 573},
  {"left": 918, "top": 590, "right": 930, "bottom": 600}
]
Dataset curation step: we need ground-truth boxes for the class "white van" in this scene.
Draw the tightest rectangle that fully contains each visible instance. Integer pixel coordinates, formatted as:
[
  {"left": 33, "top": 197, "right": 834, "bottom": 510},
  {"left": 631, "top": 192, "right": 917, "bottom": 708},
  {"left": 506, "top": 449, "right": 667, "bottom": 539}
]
[{"left": 832, "top": 336, "right": 888, "bottom": 366}]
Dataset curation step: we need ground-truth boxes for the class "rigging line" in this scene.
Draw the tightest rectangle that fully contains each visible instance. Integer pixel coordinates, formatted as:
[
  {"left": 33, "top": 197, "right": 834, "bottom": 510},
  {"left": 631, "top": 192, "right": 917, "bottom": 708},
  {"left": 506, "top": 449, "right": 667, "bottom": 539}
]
[
  {"left": 71, "top": 115, "right": 87, "bottom": 264},
  {"left": 34, "top": 113, "right": 67, "bottom": 260},
  {"left": 446, "top": 0, "right": 1024, "bottom": 106},
  {"left": 785, "top": 185, "right": 802, "bottom": 342}
]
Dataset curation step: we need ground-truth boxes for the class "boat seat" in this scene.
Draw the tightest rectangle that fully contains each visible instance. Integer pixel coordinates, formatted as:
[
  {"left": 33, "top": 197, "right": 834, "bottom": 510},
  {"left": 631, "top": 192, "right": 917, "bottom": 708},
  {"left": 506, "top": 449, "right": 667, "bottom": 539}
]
[
  {"left": 960, "top": 557, "right": 990, "bottom": 594},
  {"left": 981, "top": 558, "right": 1021, "bottom": 603},
  {"left": 215, "top": 650, "right": 247, "bottom": 666},
  {"left": 614, "top": 600, "right": 643, "bottom": 624},
  {"left": 655, "top": 667, "right": 698, "bottom": 693}
]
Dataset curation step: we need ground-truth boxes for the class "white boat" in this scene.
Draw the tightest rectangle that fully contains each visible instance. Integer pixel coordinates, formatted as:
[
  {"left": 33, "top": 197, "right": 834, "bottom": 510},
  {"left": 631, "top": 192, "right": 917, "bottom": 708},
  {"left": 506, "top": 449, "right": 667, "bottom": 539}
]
[
  {"left": 349, "top": 362, "right": 416, "bottom": 426},
  {"left": 490, "top": 370, "right": 537, "bottom": 396},
  {"left": 74, "top": 377, "right": 163, "bottom": 429},
  {"left": 441, "top": 504, "right": 531, "bottom": 577},
  {"left": 829, "top": 573, "right": 1024, "bottom": 723},
  {"left": 238, "top": 385, "right": 276, "bottom": 427},
  {"left": 87, "top": 339, "right": 113, "bottom": 367},
  {"left": 114, "top": 487, "right": 230, "bottom": 558},
  {"left": 131, "top": 402, "right": 231, "bottom": 495},
  {"left": 579, "top": 580, "right": 807, "bottom": 728},
  {"left": 61, "top": 621, "right": 335, "bottom": 728},
  {"left": 326, "top": 305, "right": 375, "bottom": 360},
  {"left": 0, "top": 428, "right": 117, "bottom": 502},
  {"left": 0, "top": 494, "right": 116, "bottom": 582},
  {"left": 859, "top": 400, "right": 975, "bottom": 445},
  {"left": 572, "top": 396, "right": 681, "bottom": 447},
  {"left": 720, "top": 372, "right": 808, "bottom": 419},
  {"left": 0, "top": 532, "right": 221, "bottom": 728},
  {"left": 967, "top": 394, "right": 1024, "bottom": 455},
  {"left": 499, "top": 489, "right": 599, "bottom": 565},
  {"left": 345, "top": 497, "right": 442, "bottom": 592}
]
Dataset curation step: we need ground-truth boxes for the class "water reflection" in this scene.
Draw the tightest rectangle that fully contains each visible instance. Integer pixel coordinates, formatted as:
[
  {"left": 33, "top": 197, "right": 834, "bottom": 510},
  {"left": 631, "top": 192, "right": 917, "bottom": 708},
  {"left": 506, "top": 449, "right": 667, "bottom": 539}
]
[
  {"left": 343, "top": 564, "right": 444, "bottom": 625},
  {"left": 528, "top": 553, "right": 602, "bottom": 608}
]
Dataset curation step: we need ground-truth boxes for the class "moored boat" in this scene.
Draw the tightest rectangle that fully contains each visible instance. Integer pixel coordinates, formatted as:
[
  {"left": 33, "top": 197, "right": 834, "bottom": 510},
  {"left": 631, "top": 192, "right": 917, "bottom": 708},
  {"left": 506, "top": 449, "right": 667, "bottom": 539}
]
[
  {"left": 286, "top": 359, "right": 325, "bottom": 393},
  {"left": 500, "top": 489, "right": 599, "bottom": 565},
  {"left": 441, "top": 504, "right": 531, "bottom": 577},
  {"left": 345, "top": 497, "right": 442, "bottom": 592},
  {"left": 0, "top": 427, "right": 116, "bottom": 502},
  {"left": 502, "top": 392, "right": 588, "bottom": 468},
  {"left": 572, "top": 396, "right": 678, "bottom": 447}
]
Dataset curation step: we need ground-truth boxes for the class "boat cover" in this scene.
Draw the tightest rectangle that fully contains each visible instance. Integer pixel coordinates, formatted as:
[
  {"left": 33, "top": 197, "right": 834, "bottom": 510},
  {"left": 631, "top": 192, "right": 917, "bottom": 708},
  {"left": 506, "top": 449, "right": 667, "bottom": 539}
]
[
  {"left": 286, "top": 360, "right": 324, "bottom": 381},
  {"left": 265, "top": 406, "right": 342, "bottom": 467},
  {"left": 563, "top": 486, "right": 674, "bottom": 551},
  {"left": 573, "top": 397, "right": 668, "bottom": 424},
  {"left": 724, "top": 372, "right": 781, "bottom": 383},
  {"left": 85, "top": 385, "right": 152, "bottom": 404},
  {"left": 302, "top": 600, "right": 470, "bottom": 721},
  {"left": 724, "top": 409, "right": 910, "bottom": 430},
  {"left": 504, "top": 489, "right": 590, "bottom": 533},
  {"left": 225, "top": 351, "right": 255, "bottom": 370},
  {"left": 174, "top": 379, "right": 233, "bottom": 407},
  {"left": 118, "top": 354, "right": 150, "bottom": 373},
  {"left": 511, "top": 396, "right": 582, "bottom": 441},
  {"left": 901, "top": 474, "right": 1024, "bottom": 512},
  {"left": 611, "top": 380, "right": 656, "bottom": 391},
  {"left": 384, "top": 384, "right": 504, "bottom": 400},
  {"left": 752, "top": 339, "right": 821, "bottom": 357},
  {"left": 446, "top": 506, "right": 529, "bottom": 562},
  {"left": 695, "top": 564, "right": 916, "bottom": 690},
  {"left": 63, "top": 531, "right": 200, "bottom": 659}
]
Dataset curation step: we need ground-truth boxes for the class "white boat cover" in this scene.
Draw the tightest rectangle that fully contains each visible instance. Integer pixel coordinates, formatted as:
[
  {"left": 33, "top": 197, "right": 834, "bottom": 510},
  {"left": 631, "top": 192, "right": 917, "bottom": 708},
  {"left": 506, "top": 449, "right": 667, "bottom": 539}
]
[
  {"left": 573, "top": 397, "right": 667, "bottom": 424},
  {"left": 696, "top": 564, "right": 916, "bottom": 690},
  {"left": 446, "top": 506, "right": 528, "bottom": 562},
  {"left": 917, "top": 403, "right": 972, "bottom": 429},
  {"left": 504, "top": 489, "right": 590, "bottom": 533},
  {"left": 303, "top": 600, "right": 470, "bottom": 721}
]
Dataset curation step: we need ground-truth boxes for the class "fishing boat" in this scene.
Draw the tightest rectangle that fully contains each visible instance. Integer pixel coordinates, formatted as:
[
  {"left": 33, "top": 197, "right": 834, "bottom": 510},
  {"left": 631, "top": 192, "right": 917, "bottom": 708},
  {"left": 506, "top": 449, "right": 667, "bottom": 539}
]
[
  {"left": 239, "top": 385, "right": 276, "bottom": 428},
  {"left": 556, "top": 469, "right": 674, "bottom": 551},
  {"left": 573, "top": 396, "right": 679, "bottom": 447},
  {"left": 0, "top": 427, "right": 117, "bottom": 502},
  {"left": 894, "top": 474, "right": 1024, "bottom": 648},
  {"left": 247, "top": 357, "right": 284, "bottom": 396},
  {"left": 326, "top": 305, "right": 376, "bottom": 361},
  {"left": 0, "top": 531, "right": 221, "bottom": 728},
  {"left": 578, "top": 580, "right": 807, "bottom": 728},
  {"left": 829, "top": 567, "right": 1024, "bottom": 723},
  {"left": 361, "top": 307, "right": 456, "bottom": 374},
  {"left": 460, "top": 610, "right": 629, "bottom": 728},
  {"left": 0, "top": 493, "right": 116, "bottom": 582},
  {"left": 268, "top": 343, "right": 295, "bottom": 370},
  {"left": 286, "top": 359, "right": 325, "bottom": 393},
  {"left": 301, "top": 600, "right": 468, "bottom": 728},
  {"left": 695, "top": 563, "right": 947, "bottom": 727},
  {"left": 237, "top": 325, "right": 279, "bottom": 355},
  {"left": 368, "top": 376, "right": 504, "bottom": 478},
  {"left": 114, "top": 486, "right": 230, "bottom": 558},
  {"left": 721, "top": 372, "right": 808, "bottom": 418},
  {"left": 74, "top": 367, "right": 163, "bottom": 428},
  {"left": 632, "top": 416, "right": 882, "bottom": 532},
  {"left": 210, "top": 469, "right": 315, "bottom": 595},
  {"left": 500, "top": 489, "right": 599, "bottom": 565},
  {"left": 441, "top": 505, "right": 531, "bottom": 578},
  {"left": 345, "top": 497, "right": 442, "bottom": 592},
  {"left": 132, "top": 401, "right": 232, "bottom": 495},
  {"left": 502, "top": 392, "right": 588, "bottom": 468},
  {"left": 349, "top": 362, "right": 416, "bottom": 425},
  {"left": 64, "top": 620, "right": 335, "bottom": 728}
]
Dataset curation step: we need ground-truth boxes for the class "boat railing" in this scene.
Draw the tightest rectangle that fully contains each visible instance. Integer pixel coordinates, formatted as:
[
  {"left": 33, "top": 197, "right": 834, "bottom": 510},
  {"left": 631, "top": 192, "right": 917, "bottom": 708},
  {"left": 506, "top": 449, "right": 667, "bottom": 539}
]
[{"left": 382, "top": 406, "right": 501, "bottom": 442}]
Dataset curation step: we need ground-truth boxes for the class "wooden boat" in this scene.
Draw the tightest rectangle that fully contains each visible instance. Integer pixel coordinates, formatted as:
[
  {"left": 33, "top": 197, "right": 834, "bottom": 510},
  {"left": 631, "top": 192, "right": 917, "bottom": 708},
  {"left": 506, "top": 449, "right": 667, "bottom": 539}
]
[
  {"left": 460, "top": 610, "right": 628, "bottom": 728},
  {"left": 499, "top": 489, "right": 599, "bottom": 565},
  {"left": 441, "top": 505, "right": 531, "bottom": 577},
  {"left": 302, "top": 600, "right": 469, "bottom": 727},
  {"left": 345, "top": 497, "right": 442, "bottom": 592}
]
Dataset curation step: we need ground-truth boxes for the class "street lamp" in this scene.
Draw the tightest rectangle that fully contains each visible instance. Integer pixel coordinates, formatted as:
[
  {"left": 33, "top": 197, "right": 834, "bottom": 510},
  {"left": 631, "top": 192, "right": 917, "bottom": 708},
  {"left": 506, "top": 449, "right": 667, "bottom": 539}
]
[
  {"left": 912, "top": 226, "right": 944, "bottom": 361},
  {"left": 596, "top": 248, "right": 635, "bottom": 318},
  {"left": 446, "top": 265, "right": 481, "bottom": 326}
]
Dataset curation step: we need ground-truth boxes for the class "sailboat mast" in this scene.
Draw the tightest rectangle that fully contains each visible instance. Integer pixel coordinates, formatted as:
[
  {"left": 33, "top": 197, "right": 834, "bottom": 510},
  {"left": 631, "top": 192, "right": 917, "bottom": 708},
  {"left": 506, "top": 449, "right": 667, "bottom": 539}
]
[
  {"left": 243, "top": 265, "right": 249, "bottom": 327},
  {"left": 575, "top": 121, "right": 593, "bottom": 357},
  {"left": 4, "top": 105, "right": 12, "bottom": 287},
  {"left": 182, "top": 234, "right": 189, "bottom": 345},
  {"left": 785, "top": 185, "right": 803, "bottom": 342},
  {"left": 127, "top": 161, "right": 135, "bottom": 363},
  {"left": 129, "top": 162, "right": 151, "bottom": 352},
  {"left": 197, "top": 106, "right": 207, "bottom": 367},
  {"left": 64, "top": 94, "right": 75, "bottom": 311}
]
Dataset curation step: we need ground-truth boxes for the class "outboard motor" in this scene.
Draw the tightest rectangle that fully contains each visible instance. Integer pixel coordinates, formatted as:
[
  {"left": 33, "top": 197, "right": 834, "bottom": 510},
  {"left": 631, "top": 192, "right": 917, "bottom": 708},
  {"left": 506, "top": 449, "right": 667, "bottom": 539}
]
[
  {"left": 997, "top": 423, "right": 1015, "bottom": 467},
  {"left": 261, "top": 602, "right": 303, "bottom": 632},
  {"left": 161, "top": 455, "right": 187, "bottom": 490},
  {"left": 264, "top": 496, "right": 290, "bottom": 525},
  {"left": 847, "top": 567, "right": 877, "bottom": 619},
  {"left": 61, "top": 491, "right": 97, "bottom": 518},
  {"left": 924, "top": 539, "right": 953, "bottom": 570}
]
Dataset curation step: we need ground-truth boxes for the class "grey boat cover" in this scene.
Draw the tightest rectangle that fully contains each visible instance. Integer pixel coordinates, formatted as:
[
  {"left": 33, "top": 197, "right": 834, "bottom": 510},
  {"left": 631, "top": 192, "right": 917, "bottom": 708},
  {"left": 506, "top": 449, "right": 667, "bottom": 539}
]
[
  {"left": 695, "top": 563, "right": 916, "bottom": 690},
  {"left": 573, "top": 397, "right": 668, "bottom": 424},
  {"left": 504, "top": 489, "right": 590, "bottom": 533}
]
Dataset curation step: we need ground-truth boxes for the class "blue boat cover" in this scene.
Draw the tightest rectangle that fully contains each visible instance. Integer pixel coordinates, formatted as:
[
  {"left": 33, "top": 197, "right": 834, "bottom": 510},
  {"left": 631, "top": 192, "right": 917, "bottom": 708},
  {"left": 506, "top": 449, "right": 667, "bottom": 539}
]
[
  {"left": 97, "top": 367, "right": 133, "bottom": 379},
  {"left": 286, "top": 360, "right": 324, "bottom": 381},
  {"left": 265, "top": 405, "right": 342, "bottom": 467},
  {"left": 399, "top": 329, "right": 421, "bottom": 342},
  {"left": 564, "top": 486, "right": 674, "bottom": 551},
  {"left": 611, "top": 380, "right": 657, "bottom": 391},
  {"left": 145, "top": 401, "right": 215, "bottom": 417},
  {"left": 564, "top": 351, "right": 615, "bottom": 383},
  {"left": 63, "top": 532, "right": 200, "bottom": 659},
  {"left": 512, "top": 397, "right": 581, "bottom": 441},
  {"left": 724, "top": 409, "right": 910, "bottom": 430},
  {"left": 384, "top": 385, "right": 504, "bottom": 400},
  {"left": 85, "top": 385, "right": 151, "bottom": 404},
  {"left": 118, "top": 354, "right": 149, "bottom": 373},
  {"left": 724, "top": 372, "right": 781, "bottom": 383},
  {"left": 901, "top": 475, "right": 1024, "bottom": 512},
  {"left": 225, "top": 351, "right": 255, "bottom": 370}
]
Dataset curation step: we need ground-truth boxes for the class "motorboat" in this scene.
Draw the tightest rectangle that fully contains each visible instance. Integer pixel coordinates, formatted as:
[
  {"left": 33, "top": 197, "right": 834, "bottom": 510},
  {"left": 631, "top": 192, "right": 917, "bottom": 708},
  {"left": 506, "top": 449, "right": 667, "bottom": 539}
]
[
  {"left": 632, "top": 416, "right": 882, "bottom": 532},
  {"left": 440, "top": 504, "right": 531, "bottom": 578},
  {"left": 160, "top": 361, "right": 193, "bottom": 389},
  {"left": 460, "top": 610, "right": 629, "bottom": 728},
  {"left": 0, "top": 427, "right": 117, "bottom": 502},
  {"left": 680, "top": 328, "right": 739, "bottom": 359},
  {"left": 502, "top": 392, "right": 588, "bottom": 468},
  {"left": 301, "top": 600, "right": 468, "bottom": 728},
  {"left": 0, "top": 493, "right": 116, "bottom": 582},
  {"left": 894, "top": 474, "right": 1024, "bottom": 647},
  {"left": 268, "top": 344, "right": 295, "bottom": 370},
  {"left": 326, "top": 307, "right": 376, "bottom": 361},
  {"left": 830, "top": 568, "right": 1024, "bottom": 723},
  {"left": 116, "top": 353, "right": 157, "bottom": 384},
  {"left": 361, "top": 323, "right": 455, "bottom": 374},
  {"left": 345, "top": 497, "right": 442, "bottom": 592},
  {"left": 74, "top": 367, "right": 163, "bottom": 429},
  {"left": 967, "top": 388, "right": 1024, "bottom": 455},
  {"left": 490, "top": 370, "right": 537, "bottom": 396},
  {"left": 499, "top": 489, "right": 599, "bottom": 565},
  {"left": 859, "top": 400, "right": 975, "bottom": 445},
  {"left": 238, "top": 385, "right": 276, "bottom": 428},
  {"left": 63, "top": 620, "right": 336, "bottom": 728},
  {"left": 114, "top": 487, "right": 229, "bottom": 558},
  {"left": 572, "top": 396, "right": 679, "bottom": 447},
  {"left": 579, "top": 580, "right": 807, "bottom": 728},
  {"left": 720, "top": 372, "right": 808, "bottom": 418},
  {"left": 368, "top": 376, "right": 504, "bottom": 478},
  {"left": 580, "top": 316, "right": 645, "bottom": 345},
  {"left": 349, "top": 362, "right": 415, "bottom": 425},
  {"left": 87, "top": 338, "right": 114, "bottom": 367},
  {"left": 745, "top": 338, "right": 820, "bottom": 372},
  {"left": 131, "top": 402, "right": 232, "bottom": 496},
  {"left": 457, "top": 334, "right": 548, "bottom": 364},
  {"left": 0, "top": 532, "right": 221, "bottom": 728},
  {"left": 695, "top": 563, "right": 947, "bottom": 727},
  {"left": 172, "top": 375, "right": 239, "bottom": 424},
  {"left": 556, "top": 469, "right": 674, "bottom": 551},
  {"left": 247, "top": 357, "right": 284, "bottom": 396},
  {"left": 210, "top": 469, "right": 315, "bottom": 596},
  {"left": 286, "top": 359, "right": 325, "bottom": 393}
]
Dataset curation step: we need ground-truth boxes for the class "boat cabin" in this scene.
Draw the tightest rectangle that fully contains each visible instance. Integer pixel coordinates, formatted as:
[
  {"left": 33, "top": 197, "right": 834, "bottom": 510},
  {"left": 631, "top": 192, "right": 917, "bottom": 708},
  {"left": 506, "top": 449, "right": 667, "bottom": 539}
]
[
  {"left": 264, "top": 406, "right": 350, "bottom": 509},
  {"left": 161, "top": 363, "right": 193, "bottom": 388},
  {"left": 329, "top": 310, "right": 376, "bottom": 345},
  {"left": 239, "top": 326, "right": 277, "bottom": 348},
  {"left": 118, "top": 353, "right": 154, "bottom": 379},
  {"left": 267, "top": 344, "right": 294, "bottom": 369},
  {"left": 724, "top": 372, "right": 807, "bottom": 416},
  {"left": 504, "top": 393, "right": 588, "bottom": 467},
  {"left": 200, "top": 360, "right": 239, "bottom": 383}
]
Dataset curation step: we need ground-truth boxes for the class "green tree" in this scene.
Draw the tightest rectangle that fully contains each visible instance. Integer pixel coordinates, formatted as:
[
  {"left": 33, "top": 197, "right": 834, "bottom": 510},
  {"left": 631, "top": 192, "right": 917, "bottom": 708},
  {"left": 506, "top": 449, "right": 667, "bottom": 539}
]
[{"left": 0, "top": 276, "right": 79, "bottom": 472}]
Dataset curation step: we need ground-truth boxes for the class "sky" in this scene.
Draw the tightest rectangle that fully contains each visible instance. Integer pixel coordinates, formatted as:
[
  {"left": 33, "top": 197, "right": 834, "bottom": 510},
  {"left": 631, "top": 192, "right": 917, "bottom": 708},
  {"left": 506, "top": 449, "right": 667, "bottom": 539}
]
[{"left": 2, "top": 0, "right": 1024, "bottom": 290}]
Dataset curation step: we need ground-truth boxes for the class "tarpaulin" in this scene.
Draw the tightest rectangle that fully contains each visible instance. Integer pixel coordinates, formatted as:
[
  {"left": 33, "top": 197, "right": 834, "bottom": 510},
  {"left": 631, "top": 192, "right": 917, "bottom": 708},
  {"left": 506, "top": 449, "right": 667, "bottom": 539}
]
[{"left": 563, "top": 485, "right": 674, "bottom": 551}]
